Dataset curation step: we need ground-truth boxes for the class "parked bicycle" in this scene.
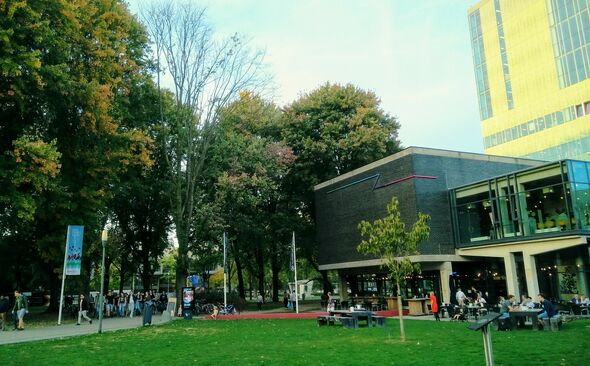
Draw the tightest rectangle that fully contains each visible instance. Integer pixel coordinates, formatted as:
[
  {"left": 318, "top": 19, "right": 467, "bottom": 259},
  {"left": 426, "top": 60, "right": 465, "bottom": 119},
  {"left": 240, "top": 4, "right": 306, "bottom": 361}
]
[{"left": 218, "top": 303, "right": 236, "bottom": 315}]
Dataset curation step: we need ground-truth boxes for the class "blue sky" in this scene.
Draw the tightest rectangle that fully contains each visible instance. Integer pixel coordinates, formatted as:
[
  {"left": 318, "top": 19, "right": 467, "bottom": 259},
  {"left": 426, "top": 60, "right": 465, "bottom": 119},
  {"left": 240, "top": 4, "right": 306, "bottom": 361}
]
[{"left": 128, "top": 0, "right": 482, "bottom": 153}]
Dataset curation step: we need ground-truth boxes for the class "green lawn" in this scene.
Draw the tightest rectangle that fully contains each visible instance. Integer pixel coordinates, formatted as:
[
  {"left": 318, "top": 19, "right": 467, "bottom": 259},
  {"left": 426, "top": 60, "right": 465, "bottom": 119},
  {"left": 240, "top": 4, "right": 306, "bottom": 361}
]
[{"left": 1, "top": 318, "right": 589, "bottom": 365}]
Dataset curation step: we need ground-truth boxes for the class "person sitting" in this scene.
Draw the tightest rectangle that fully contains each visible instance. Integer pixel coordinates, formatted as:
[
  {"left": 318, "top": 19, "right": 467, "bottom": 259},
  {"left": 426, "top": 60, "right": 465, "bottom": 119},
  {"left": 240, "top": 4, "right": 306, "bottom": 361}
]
[
  {"left": 570, "top": 294, "right": 580, "bottom": 304},
  {"left": 499, "top": 295, "right": 515, "bottom": 319},
  {"left": 537, "top": 293, "right": 556, "bottom": 328},
  {"left": 475, "top": 293, "right": 487, "bottom": 307},
  {"left": 580, "top": 295, "right": 590, "bottom": 305},
  {"left": 451, "top": 306, "right": 466, "bottom": 321}
]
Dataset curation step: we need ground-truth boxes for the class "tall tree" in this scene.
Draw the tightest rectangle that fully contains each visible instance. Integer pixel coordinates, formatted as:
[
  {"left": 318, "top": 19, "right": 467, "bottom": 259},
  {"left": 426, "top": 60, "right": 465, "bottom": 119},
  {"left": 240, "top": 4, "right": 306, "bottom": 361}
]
[
  {"left": 142, "top": 1, "right": 267, "bottom": 306},
  {"left": 281, "top": 83, "right": 402, "bottom": 292},
  {"left": 0, "top": 0, "right": 153, "bottom": 306},
  {"left": 204, "top": 92, "right": 295, "bottom": 300},
  {"left": 357, "top": 197, "right": 430, "bottom": 342}
]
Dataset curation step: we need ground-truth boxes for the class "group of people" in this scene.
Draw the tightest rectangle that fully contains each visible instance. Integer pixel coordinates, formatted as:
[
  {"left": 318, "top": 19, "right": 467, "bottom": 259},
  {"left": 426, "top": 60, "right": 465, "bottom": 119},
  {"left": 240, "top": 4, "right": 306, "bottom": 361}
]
[
  {"left": 71, "top": 290, "right": 168, "bottom": 326},
  {"left": 96, "top": 290, "right": 168, "bottom": 320},
  {"left": 0, "top": 290, "right": 29, "bottom": 331},
  {"left": 570, "top": 294, "right": 590, "bottom": 305},
  {"left": 282, "top": 290, "right": 298, "bottom": 310},
  {"left": 497, "top": 293, "right": 556, "bottom": 328}
]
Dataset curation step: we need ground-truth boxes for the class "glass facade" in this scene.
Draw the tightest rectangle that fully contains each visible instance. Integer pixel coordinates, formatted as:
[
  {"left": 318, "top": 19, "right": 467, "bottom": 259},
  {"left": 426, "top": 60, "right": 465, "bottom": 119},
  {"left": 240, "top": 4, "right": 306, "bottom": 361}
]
[
  {"left": 525, "top": 135, "right": 590, "bottom": 161},
  {"left": 547, "top": 0, "right": 590, "bottom": 88},
  {"left": 483, "top": 101, "right": 590, "bottom": 149},
  {"left": 494, "top": 0, "right": 514, "bottom": 109},
  {"left": 469, "top": 9, "right": 494, "bottom": 120},
  {"left": 452, "top": 160, "right": 590, "bottom": 246}
]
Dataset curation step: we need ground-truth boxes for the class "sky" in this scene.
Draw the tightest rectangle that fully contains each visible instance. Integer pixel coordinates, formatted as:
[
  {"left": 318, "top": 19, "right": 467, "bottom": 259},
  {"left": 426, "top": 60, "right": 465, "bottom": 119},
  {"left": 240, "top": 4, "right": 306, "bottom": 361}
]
[{"left": 127, "top": 0, "right": 483, "bottom": 153}]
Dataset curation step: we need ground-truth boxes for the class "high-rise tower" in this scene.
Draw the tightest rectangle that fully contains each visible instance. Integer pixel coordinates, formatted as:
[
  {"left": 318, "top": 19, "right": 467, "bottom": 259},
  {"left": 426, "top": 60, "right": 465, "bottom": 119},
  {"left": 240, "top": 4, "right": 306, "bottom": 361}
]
[{"left": 469, "top": 0, "right": 590, "bottom": 160}]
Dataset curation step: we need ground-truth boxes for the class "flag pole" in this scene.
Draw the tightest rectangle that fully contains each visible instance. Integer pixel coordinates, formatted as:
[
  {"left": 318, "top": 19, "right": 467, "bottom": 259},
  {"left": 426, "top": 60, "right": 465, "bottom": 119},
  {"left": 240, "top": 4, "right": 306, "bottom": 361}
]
[
  {"left": 57, "top": 226, "right": 71, "bottom": 325},
  {"left": 223, "top": 232, "right": 227, "bottom": 309},
  {"left": 293, "top": 231, "right": 299, "bottom": 314}
]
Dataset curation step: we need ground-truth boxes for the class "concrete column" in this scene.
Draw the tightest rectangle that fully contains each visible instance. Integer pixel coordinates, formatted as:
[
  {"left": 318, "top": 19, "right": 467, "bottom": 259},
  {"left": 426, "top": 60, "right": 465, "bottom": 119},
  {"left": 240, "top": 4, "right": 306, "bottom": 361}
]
[
  {"left": 504, "top": 253, "right": 520, "bottom": 298},
  {"left": 439, "top": 262, "right": 453, "bottom": 304},
  {"left": 522, "top": 251, "right": 539, "bottom": 298}
]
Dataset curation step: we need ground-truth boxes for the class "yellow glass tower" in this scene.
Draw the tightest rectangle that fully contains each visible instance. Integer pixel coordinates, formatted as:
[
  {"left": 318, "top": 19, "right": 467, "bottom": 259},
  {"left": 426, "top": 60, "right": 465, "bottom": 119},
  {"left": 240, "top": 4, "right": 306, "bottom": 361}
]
[{"left": 469, "top": 0, "right": 590, "bottom": 161}]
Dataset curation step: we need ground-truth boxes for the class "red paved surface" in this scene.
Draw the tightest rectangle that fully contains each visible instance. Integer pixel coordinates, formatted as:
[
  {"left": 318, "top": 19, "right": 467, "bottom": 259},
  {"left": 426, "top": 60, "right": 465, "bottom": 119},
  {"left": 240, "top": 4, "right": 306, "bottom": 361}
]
[{"left": 202, "top": 309, "right": 407, "bottom": 320}]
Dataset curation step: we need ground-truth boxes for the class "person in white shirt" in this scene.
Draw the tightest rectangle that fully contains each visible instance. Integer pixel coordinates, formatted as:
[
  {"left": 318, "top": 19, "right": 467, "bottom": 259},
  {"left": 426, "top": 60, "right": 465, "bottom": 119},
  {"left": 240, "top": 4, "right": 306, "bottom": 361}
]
[{"left": 456, "top": 288, "right": 467, "bottom": 306}]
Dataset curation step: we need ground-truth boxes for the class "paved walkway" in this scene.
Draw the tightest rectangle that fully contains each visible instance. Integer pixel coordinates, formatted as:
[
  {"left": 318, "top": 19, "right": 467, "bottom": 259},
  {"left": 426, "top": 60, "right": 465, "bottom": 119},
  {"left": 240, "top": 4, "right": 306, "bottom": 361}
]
[{"left": 0, "top": 315, "right": 171, "bottom": 346}]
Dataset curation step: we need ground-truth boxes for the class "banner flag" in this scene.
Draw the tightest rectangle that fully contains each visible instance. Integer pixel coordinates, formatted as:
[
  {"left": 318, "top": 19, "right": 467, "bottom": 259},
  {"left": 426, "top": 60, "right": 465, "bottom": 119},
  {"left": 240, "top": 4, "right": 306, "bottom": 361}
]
[{"left": 65, "top": 225, "right": 84, "bottom": 276}]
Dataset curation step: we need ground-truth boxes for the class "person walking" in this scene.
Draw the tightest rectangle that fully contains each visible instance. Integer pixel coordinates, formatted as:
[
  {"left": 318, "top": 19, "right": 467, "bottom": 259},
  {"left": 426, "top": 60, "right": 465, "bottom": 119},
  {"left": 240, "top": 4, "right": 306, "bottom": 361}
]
[
  {"left": 77, "top": 294, "right": 92, "bottom": 325},
  {"left": 283, "top": 291, "right": 289, "bottom": 308},
  {"left": 0, "top": 295, "right": 9, "bottom": 331},
  {"left": 143, "top": 293, "right": 154, "bottom": 326},
  {"left": 257, "top": 292, "right": 263, "bottom": 311},
  {"left": 429, "top": 291, "right": 440, "bottom": 321},
  {"left": 128, "top": 293, "right": 135, "bottom": 318},
  {"left": 327, "top": 292, "right": 335, "bottom": 312},
  {"left": 12, "top": 290, "right": 28, "bottom": 331}
]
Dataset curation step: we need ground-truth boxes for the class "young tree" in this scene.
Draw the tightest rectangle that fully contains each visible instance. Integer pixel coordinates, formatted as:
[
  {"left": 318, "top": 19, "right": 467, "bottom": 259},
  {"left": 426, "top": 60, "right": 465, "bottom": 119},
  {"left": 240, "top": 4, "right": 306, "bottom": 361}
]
[
  {"left": 142, "top": 1, "right": 268, "bottom": 306},
  {"left": 357, "top": 198, "right": 430, "bottom": 342}
]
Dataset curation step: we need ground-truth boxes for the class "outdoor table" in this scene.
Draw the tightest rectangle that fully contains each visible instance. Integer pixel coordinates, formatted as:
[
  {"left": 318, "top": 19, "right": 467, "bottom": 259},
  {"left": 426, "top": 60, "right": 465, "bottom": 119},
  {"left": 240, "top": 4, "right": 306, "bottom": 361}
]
[
  {"left": 508, "top": 309, "right": 542, "bottom": 330},
  {"left": 466, "top": 305, "right": 486, "bottom": 320},
  {"left": 407, "top": 298, "right": 429, "bottom": 315},
  {"left": 329, "top": 310, "right": 374, "bottom": 327}
]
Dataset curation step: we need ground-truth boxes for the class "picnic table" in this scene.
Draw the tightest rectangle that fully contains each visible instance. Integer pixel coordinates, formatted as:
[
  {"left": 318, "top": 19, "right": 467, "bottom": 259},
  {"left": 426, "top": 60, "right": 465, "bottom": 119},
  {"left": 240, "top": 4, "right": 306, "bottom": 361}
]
[
  {"left": 329, "top": 309, "right": 375, "bottom": 327},
  {"left": 508, "top": 309, "right": 543, "bottom": 330}
]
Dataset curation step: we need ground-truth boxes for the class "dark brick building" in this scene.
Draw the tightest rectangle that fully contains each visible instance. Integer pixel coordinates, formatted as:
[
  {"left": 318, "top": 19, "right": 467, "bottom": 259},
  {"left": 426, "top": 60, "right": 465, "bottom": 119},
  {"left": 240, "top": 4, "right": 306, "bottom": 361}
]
[{"left": 314, "top": 147, "right": 542, "bottom": 303}]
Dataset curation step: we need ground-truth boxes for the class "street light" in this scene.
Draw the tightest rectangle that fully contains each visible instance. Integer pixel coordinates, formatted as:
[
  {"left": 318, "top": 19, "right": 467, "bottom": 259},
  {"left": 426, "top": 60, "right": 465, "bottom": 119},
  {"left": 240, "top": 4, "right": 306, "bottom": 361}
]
[{"left": 98, "top": 229, "right": 107, "bottom": 334}]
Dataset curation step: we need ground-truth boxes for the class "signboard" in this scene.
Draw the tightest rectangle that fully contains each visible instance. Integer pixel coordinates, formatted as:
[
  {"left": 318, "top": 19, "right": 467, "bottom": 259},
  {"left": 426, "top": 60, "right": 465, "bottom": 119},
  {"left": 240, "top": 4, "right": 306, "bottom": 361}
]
[
  {"left": 65, "top": 225, "right": 84, "bottom": 275},
  {"left": 182, "top": 287, "right": 194, "bottom": 310},
  {"left": 468, "top": 312, "right": 502, "bottom": 331}
]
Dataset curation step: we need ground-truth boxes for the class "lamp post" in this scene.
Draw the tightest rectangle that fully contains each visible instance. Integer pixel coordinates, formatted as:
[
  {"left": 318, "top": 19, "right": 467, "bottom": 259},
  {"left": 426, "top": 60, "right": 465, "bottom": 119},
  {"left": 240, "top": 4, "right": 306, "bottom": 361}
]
[{"left": 98, "top": 229, "right": 107, "bottom": 334}]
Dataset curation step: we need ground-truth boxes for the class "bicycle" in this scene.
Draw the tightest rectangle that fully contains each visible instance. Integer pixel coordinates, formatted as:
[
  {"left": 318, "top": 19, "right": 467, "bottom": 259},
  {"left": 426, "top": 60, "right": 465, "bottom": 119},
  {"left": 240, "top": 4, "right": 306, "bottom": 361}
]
[{"left": 218, "top": 303, "right": 236, "bottom": 315}]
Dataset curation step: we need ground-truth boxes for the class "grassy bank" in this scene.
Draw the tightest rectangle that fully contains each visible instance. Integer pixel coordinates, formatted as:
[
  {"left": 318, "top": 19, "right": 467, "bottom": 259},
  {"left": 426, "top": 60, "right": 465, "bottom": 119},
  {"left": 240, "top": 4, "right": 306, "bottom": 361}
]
[{"left": 0, "top": 318, "right": 588, "bottom": 365}]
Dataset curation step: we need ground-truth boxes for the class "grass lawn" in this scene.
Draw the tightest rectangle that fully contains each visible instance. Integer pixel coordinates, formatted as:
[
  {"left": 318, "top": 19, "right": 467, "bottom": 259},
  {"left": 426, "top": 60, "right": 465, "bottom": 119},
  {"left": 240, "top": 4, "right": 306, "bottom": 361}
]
[{"left": 1, "top": 318, "right": 589, "bottom": 365}]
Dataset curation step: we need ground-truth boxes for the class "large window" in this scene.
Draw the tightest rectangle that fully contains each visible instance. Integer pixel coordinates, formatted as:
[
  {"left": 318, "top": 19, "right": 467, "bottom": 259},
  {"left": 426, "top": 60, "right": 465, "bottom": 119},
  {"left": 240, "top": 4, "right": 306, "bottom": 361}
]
[
  {"left": 452, "top": 161, "right": 590, "bottom": 246},
  {"left": 469, "top": 9, "right": 493, "bottom": 120},
  {"left": 494, "top": 0, "right": 514, "bottom": 109},
  {"left": 547, "top": 0, "right": 590, "bottom": 88}
]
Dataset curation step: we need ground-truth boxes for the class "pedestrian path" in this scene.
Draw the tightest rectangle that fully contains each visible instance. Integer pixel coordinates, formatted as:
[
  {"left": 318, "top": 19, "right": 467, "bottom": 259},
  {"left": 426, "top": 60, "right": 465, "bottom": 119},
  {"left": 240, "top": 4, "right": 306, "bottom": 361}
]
[{"left": 0, "top": 315, "right": 170, "bottom": 346}]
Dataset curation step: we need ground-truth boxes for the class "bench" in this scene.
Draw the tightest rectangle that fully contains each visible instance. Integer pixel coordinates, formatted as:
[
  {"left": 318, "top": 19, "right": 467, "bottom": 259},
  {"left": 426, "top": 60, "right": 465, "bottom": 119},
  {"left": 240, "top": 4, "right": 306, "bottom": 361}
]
[
  {"left": 317, "top": 315, "right": 336, "bottom": 326},
  {"left": 339, "top": 316, "right": 358, "bottom": 329},
  {"left": 549, "top": 315, "right": 562, "bottom": 331},
  {"left": 372, "top": 315, "right": 386, "bottom": 327}
]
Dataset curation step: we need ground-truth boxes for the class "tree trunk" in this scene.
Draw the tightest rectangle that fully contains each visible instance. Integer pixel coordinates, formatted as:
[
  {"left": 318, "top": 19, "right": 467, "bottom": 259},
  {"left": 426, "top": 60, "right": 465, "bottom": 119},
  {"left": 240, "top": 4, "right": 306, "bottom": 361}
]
[
  {"left": 48, "top": 272, "right": 60, "bottom": 312},
  {"left": 256, "top": 247, "right": 265, "bottom": 302},
  {"left": 397, "top": 281, "right": 406, "bottom": 342},
  {"left": 235, "top": 255, "right": 245, "bottom": 299},
  {"left": 271, "top": 256, "right": 280, "bottom": 302},
  {"left": 320, "top": 270, "right": 333, "bottom": 294},
  {"left": 119, "top": 268, "right": 126, "bottom": 293},
  {"left": 174, "top": 221, "right": 189, "bottom": 312}
]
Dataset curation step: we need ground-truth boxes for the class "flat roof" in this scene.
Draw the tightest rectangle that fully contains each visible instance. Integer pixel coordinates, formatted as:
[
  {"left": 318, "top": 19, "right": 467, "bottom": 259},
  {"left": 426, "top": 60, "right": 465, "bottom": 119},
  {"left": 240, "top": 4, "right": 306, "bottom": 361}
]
[{"left": 314, "top": 146, "right": 544, "bottom": 191}]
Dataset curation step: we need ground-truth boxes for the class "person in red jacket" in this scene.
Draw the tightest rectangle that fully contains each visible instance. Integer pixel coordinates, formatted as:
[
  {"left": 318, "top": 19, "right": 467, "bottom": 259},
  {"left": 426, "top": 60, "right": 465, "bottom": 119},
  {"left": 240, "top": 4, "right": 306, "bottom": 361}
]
[{"left": 429, "top": 292, "right": 440, "bottom": 321}]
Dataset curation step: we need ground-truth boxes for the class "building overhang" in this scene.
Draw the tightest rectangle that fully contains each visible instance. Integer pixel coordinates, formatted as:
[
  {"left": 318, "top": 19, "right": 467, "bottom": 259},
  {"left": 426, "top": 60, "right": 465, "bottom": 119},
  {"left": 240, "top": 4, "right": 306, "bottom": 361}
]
[
  {"left": 457, "top": 235, "right": 589, "bottom": 258},
  {"left": 318, "top": 254, "right": 471, "bottom": 271}
]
